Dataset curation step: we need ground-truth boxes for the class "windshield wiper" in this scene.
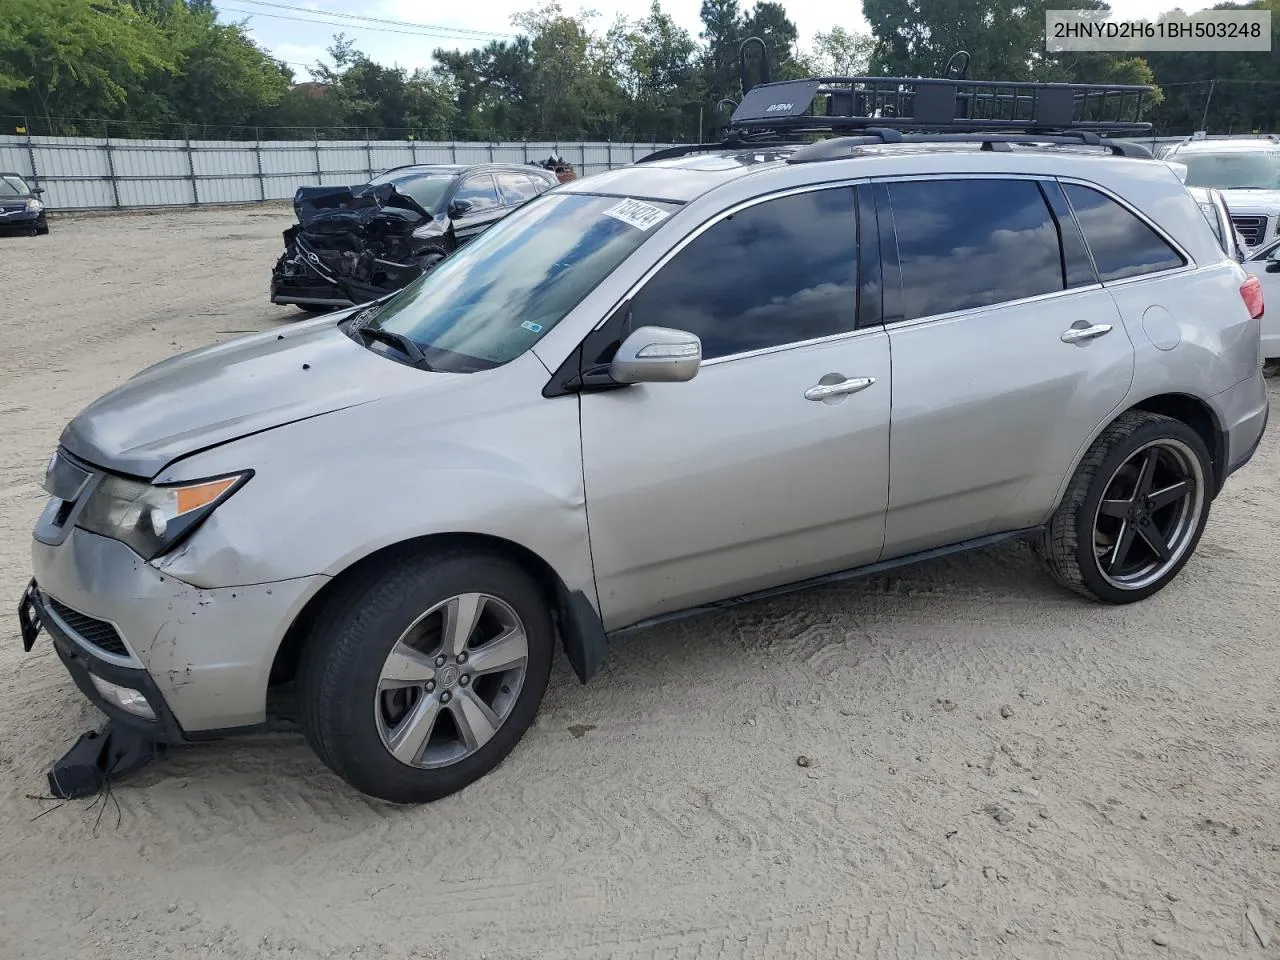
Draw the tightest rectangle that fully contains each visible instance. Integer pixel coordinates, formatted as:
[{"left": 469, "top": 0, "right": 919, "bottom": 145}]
[{"left": 353, "top": 325, "right": 432, "bottom": 369}]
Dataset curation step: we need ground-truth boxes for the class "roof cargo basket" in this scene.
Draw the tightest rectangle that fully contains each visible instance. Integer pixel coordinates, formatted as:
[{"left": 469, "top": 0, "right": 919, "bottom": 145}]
[
  {"left": 637, "top": 41, "right": 1155, "bottom": 165},
  {"left": 729, "top": 73, "right": 1153, "bottom": 136}
]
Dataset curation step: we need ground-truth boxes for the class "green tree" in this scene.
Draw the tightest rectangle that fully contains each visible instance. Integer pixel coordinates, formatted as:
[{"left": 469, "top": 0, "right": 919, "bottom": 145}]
[
  {"left": 510, "top": 3, "right": 625, "bottom": 137},
  {"left": 800, "top": 26, "right": 875, "bottom": 76},
  {"left": 141, "top": 1, "right": 292, "bottom": 131},
  {"left": 0, "top": 0, "right": 173, "bottom": 131},
  {"left": 607, "top": 2, "right": 699, "bottom": 139}
]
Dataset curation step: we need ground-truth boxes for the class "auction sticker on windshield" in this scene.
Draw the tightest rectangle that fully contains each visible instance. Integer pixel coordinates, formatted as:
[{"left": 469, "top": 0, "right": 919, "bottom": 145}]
[{"left": 603, "top": 198, "right": 670, "bottom": 231}]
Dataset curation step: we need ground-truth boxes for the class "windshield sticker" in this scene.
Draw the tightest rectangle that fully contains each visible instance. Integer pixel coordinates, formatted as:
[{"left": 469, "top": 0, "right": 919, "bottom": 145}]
[
  {"left": 603, "top": 198, "right": 669, "bottom": 231},
  {"left": 520, "top": 320, "right": 544, "bottom": 333}
]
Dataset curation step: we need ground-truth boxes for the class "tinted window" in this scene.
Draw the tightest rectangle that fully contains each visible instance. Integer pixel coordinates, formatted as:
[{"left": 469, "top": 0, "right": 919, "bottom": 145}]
[
  {"left": 629, "top": 187, "right": 856, "bottom": 360},
  {"left": 454, "top": 174, "right": 502, "bottom": 212},
  {"left": 1063, "top": 183, "right": 1185, "bottom": 282},
  {"left": 495, "top": 172, "right": 539, "bottom": 204},
  {"left": 889, "top": 178, "right": 1065, "bottom": 320}
]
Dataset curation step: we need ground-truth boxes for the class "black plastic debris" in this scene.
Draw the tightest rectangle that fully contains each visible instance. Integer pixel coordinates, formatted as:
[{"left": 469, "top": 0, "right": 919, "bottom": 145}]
[{"left": 47, "top": 721, "right": 165, "bottom": 800}]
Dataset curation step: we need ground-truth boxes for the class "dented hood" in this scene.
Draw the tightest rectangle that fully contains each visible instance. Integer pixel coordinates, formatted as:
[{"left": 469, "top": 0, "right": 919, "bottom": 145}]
[
  {"left": 293, "top": 182, "right": 431, "bottom": 227},
  {"left": 58, "top": 312, "right": 434, "bottom": 478}
]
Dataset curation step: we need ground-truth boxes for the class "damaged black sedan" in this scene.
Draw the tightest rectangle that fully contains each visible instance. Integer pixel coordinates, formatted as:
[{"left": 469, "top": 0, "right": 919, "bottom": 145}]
[{"left": 270, "top": 163, "right": 560, "bottom": 312}]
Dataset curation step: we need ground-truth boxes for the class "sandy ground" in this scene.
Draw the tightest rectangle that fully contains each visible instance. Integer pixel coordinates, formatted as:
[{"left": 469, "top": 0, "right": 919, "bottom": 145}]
[{"left": 0, "top": 207, "right": 1278, "bottom": 960}]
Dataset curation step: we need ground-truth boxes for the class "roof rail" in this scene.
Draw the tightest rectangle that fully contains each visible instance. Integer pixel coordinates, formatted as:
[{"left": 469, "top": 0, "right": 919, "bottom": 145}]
[
  {"left": 785, "top": 128, "right": 1154, "bottom": 163},
  {"left": 726, "top": 73, "right": 1153, "bottom": 138}
]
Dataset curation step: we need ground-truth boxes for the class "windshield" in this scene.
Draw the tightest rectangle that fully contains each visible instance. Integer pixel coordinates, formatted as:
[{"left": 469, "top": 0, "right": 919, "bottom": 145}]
[
  {"left": 367, "top": 171, "right": 454, "bottom": 213},
  {"left": 0, "top": 175, "right": 30, "bottom": 197},
  {"left": 1180, "top": 151, "right": 1280, "bottom": 190},
  {"left": 364, "top": 192, "right": 679, "bottom": 373}
]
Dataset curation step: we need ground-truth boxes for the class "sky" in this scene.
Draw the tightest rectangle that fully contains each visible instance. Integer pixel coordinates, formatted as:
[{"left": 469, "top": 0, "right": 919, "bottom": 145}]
[{"left": 214, "top": 0, "right": 1221, "bottom": 80}]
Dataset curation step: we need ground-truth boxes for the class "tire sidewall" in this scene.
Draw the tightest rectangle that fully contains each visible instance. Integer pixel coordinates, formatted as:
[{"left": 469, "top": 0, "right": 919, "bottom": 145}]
[
  {"left": 1072, "top": 419, "right": 1213, "bottom": 603},
  {"left": 308, "top": 553, "right": 554, "bottom": 803}
]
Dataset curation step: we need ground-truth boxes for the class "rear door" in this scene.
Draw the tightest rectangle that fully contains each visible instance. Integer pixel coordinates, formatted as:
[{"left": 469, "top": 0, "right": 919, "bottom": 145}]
[
  {"left": 878, "top": 175, "right": 1134, "bottom": 557},
  {"left": 450, "top": 173, "right": 506, "bottom": 244}
]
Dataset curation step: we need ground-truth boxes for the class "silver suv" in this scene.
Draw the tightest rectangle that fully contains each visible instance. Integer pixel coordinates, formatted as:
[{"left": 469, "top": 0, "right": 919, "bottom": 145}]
[{"left": 19, "top": 79, "right": 1270, "bottom": 803}]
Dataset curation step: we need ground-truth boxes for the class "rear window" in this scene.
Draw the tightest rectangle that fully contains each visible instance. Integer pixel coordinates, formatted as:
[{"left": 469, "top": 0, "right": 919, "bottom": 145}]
[{"left": 1062, "top": 183, "right": 1186, "bottom": 282}]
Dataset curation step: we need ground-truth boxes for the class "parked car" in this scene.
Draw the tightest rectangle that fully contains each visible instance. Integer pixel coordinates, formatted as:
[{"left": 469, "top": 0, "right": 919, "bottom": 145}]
[
  {"left": 1188, "top": 185, "right": 1248, "bottom": 262},
  {"left": 0, "top": 172, "right": 48, "bottom": 236},
  {"left": 270, "top": 163, "right": 560, "bottom": 311},
  {"left": 1163, "top": 134, "right": 1280, "bottom": 250},
  {"left": 1240, "top": 233, "right": 1280, "bottom": 360},
  {"left": 20, "top": 74, "right": 1269, "bottom": 805}
]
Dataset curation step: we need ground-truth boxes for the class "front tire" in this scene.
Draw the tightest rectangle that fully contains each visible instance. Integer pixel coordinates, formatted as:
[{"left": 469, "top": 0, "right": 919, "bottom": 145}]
[
  {"left": 1036, "top": 411, "right": 1212, "bottom": 604},
  {"left": 298, "top": 549, "right": 554, "bottom": 803}
]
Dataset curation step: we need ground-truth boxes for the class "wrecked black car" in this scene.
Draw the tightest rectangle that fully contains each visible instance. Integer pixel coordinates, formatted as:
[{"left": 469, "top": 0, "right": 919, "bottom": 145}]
[{"left": 270, "top": 163, "right": 560, "bottom": 312}]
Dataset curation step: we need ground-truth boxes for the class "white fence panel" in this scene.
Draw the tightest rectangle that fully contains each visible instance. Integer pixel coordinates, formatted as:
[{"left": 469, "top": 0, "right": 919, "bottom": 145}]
[{"left": 0, "top": 135, "right": 679, "bottom": 211}]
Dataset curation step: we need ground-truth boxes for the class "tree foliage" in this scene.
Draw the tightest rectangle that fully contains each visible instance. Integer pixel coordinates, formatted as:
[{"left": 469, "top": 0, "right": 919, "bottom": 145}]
[{"left": 2, "top": 0, "right": 1280, "bottom": 139}]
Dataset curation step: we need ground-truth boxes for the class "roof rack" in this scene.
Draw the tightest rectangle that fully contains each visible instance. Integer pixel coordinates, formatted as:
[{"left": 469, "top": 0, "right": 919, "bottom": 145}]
[
  {"left": 729, "top": 74, "right": 1152, "bottom": 137},
  {"left": 637, "top": 40, "right": 1155, "bottom": 166}
]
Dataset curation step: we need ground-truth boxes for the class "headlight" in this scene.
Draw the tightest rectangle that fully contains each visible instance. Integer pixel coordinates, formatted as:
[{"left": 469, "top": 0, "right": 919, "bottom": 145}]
[
  {"left": 76, "top": 472, "right": 250, "bottom": 560},
  {"left": 25, "top": 198, "right": 42, "bottom": 212}
]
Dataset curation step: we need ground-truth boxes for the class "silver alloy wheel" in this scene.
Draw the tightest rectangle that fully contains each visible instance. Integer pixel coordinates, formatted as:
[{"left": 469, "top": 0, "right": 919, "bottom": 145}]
[
  {"left": 1091, "top": 437, "right": 1205, "bottom": 591},
  {"left": 374, "top": 592, "right": 530, "bottom": 769}
]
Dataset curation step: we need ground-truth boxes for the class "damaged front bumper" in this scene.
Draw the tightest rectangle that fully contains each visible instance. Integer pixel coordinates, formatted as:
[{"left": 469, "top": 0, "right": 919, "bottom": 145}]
[
  {"left": 25, "top": 528, "right": 326, "bottom": 740},
  {"left": 270, "top": 239, "right": 352, "bottom": 309}
]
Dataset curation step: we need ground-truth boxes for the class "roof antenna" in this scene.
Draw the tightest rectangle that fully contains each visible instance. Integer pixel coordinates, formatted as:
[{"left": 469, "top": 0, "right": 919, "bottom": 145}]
[
  {"left": 943, "top": 50, "right": 970, "bottom": 80},
  {"left": 738, "top": 36, "right": 771, "bottom": 95}
]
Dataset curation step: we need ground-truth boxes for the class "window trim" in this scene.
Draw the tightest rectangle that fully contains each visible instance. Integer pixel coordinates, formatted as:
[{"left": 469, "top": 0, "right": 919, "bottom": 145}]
[
  {"left": 1055, "top": 176, "right": 1194, "bottom": 288},
  {"left": 875, "top": 173, "right": 1100, "bottom": 330},
  {"left": 585, "top": 179, "right": 872, "bottom": 367}
]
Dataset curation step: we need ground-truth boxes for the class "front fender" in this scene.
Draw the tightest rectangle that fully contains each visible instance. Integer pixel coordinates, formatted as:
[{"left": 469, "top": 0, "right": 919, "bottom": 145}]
[{"left": 150, "top": 353, "right": 596, "bottom": 612}]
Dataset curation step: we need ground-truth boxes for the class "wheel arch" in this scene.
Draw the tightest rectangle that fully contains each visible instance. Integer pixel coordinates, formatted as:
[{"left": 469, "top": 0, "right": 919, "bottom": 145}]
[
  {"left": 1055, "top": 391, "right": 1226, "bottom": 514},
  {"left": 1127, "top": 392, "right": 1226, "bottom": 493},
  {"left": 269, "top": 532, "right": 607, "bottom": 691}
]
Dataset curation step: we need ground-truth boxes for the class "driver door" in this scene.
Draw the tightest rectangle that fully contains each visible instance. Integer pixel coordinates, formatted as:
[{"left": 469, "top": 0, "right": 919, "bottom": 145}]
[{"left": 577, "top": 185, "right": 892, "bottom": 630}]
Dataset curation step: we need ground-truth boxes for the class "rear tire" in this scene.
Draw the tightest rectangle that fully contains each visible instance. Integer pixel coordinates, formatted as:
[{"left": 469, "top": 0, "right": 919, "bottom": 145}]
[
  {"left": 298, "top": 549, "right": 554, "bottom": 803},
  {"left": 1035, "top": 411, "right": 1212, "bottom": 604}
]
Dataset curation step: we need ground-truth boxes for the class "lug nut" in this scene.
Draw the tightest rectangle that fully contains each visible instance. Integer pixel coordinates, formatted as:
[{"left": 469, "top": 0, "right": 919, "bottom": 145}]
[
  {"left": 459, "top": 675, "right": 470, "bottom": 686},
  {"left": 456, "top": 652, "right": 468, "bottom": 664},
  {"left": 435, "top": 654, "right": 447, "bottom": 668},
  {"left": 425, "top": 680, "right": 435, "bottom": 692},
  {"left": 440, "top": 691, "right": 452, "bottom": 704}
]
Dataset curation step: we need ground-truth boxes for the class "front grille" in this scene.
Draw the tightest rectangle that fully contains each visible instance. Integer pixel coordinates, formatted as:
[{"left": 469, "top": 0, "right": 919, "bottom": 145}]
[
  {"left": 1232, "top": 215, "right": 1268, "bottom": 246},
  {"left": 43, "top": 594, "right": 129, "bottom": 657}
]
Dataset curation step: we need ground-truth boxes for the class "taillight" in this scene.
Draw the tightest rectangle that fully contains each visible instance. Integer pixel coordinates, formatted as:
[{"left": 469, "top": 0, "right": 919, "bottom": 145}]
[{"left": 1241, "top": 275, "right": 1264, "bottom": 319}]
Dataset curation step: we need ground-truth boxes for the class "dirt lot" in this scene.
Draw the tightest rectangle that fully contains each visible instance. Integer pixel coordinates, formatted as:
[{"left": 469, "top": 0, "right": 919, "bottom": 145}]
[{"left": 0, "top": 207, "right": 1278, "bottom": 960}]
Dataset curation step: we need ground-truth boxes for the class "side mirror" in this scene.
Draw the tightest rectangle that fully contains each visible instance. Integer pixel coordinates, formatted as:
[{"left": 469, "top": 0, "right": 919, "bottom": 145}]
[
  {"left": 450, "top": 198, "right": 473, "bottom": 218},
  {"left": 609, "top": 326, "right": 701, "bottom": 384}
]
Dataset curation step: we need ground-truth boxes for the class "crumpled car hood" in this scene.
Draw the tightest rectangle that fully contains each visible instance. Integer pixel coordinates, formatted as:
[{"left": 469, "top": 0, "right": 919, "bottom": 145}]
[
  {"left": 293, "top": 182, "right": 431, "bottom": 227},
  {"left": 59, "top": 313, "right": 435, "bottom": 478}
]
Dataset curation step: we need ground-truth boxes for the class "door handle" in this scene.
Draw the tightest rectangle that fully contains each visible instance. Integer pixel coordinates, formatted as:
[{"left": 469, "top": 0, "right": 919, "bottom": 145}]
[
  {"left": 804, "top": 377, "right": 876, "bottom": 401},
  {"left": 1060, "top": 323, "right": 1113, "bottom": 344}
]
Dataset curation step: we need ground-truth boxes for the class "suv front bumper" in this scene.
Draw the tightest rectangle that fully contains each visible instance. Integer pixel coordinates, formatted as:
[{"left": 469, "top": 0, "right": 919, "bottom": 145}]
[{"left": 25, "top": 528, "right": 326, "bottom": 738}]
